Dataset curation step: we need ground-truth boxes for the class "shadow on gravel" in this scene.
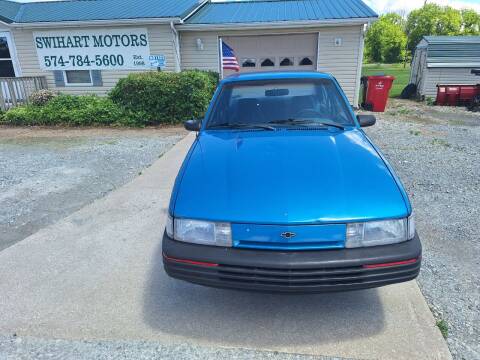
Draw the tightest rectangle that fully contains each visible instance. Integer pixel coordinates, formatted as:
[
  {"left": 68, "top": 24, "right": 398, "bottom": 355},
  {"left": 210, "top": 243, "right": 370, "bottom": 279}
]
[{"left": 142, "top": 240, "right": 385, "bottom": 348}]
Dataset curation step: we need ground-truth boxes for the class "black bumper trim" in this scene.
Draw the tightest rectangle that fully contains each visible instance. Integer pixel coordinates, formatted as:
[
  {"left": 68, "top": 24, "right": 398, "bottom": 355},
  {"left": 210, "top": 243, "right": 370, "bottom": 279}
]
[{"left": 162, "top": 232, "right": 421, "bottom": 293}]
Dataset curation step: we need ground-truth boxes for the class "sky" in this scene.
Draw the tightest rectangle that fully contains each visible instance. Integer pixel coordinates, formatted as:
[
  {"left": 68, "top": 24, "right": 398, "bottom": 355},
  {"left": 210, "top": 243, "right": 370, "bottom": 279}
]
[
  {"left": 364, "top": 0, "right": 480, "bottom": 13},
  {"left": 15, "top": 0, "right": 480, "bottom": 14}
]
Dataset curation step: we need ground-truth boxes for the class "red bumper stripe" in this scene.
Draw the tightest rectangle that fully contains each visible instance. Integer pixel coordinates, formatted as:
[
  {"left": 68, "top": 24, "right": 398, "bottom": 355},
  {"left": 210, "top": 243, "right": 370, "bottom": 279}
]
[
  {"left": 163, "top": 254, "right": 218, "bottom": 267},
  {"left": 363, "top": 257, "right": 419, "bottom": 269}
]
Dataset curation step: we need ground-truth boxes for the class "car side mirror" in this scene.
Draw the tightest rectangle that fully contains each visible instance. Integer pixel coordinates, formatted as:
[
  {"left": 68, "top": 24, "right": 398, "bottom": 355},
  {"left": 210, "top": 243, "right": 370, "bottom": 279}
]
[
  {"left": 184, "top": 119, "right": 201, "bottom": 131},
  {"left": 357, "top": 115, "right": 376, "bottom": 127}
]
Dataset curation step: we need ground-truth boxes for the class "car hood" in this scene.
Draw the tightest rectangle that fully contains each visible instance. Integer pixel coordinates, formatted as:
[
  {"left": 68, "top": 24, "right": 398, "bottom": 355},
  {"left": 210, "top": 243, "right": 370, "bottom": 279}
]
[{"left": 172, "top": 129, "right": 409, "bottom": 224}]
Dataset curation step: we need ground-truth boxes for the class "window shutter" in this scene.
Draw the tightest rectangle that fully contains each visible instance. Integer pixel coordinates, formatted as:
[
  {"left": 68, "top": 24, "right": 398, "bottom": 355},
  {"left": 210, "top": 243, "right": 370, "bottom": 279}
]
[
  {"left": 91, "top": 70, "right": 103, "bottom": 87},
  {"left": 53, "top": 71, "right": 65, "bottom": 87}
]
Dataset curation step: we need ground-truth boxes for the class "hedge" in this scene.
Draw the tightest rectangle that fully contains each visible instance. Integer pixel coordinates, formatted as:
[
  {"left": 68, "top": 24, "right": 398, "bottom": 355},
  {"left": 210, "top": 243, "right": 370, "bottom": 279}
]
[
  {"left": 109, "top": 70, "right": 218, "bottom": 124},
  {"left": 1, "top": 94, "right": 130, "bottom": 127},
  {"left": 1, "top": 70, "right": 219, "bottom": 127}
]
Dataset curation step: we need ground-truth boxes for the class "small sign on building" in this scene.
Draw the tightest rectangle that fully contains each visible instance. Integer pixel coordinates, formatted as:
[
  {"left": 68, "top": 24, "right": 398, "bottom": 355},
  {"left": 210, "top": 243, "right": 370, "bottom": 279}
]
[{"left": 149, "top": 54, "right": 166, "bottom": 69}]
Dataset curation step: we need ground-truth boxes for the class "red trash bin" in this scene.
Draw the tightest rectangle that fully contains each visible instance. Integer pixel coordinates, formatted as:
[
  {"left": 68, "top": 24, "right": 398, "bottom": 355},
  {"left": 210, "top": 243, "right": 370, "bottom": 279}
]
[{"left": 361, "top": 75, "right": 395, "bottom": 112}]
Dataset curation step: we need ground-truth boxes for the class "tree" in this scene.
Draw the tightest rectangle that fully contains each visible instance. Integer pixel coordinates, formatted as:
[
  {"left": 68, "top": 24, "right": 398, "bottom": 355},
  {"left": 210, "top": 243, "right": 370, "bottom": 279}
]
[
  {"left": 365, "top": 13, "right": 407, "bottom": 63},
  {"left": 406, "top": 4, "right": 462, "bottom": 52},
  {"left": 461, "top": 9, "right": 480, "bottom": 35}
]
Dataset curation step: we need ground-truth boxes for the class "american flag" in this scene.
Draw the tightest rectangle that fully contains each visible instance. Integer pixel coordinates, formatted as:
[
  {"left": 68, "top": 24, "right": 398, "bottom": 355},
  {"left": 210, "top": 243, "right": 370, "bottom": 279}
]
[{"left": 222, "top": 41, "right": 240, "bottom": 72}]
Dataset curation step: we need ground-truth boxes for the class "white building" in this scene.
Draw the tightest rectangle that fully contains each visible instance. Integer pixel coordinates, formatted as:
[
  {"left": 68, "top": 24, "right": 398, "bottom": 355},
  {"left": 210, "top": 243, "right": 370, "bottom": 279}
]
[{"left": 0, "top": 0, "right": 378, "bottom": 106}]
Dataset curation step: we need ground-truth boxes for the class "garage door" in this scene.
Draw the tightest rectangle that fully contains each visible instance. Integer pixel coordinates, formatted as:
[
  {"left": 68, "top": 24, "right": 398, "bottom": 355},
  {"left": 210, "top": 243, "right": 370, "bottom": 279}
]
[{"left": 222, "top": 34, "right": 318, "bottom": 76}]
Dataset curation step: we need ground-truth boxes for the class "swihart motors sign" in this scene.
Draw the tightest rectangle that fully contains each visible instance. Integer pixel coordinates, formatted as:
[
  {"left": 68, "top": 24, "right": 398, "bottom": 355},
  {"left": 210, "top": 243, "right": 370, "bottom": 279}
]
[{"left": 33, "top": 28, "right": 151, "bottom": 71}]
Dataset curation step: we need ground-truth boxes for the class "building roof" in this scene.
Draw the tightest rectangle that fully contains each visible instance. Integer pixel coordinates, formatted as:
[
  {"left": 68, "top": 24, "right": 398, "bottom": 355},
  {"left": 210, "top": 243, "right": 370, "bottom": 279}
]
[
  {"left": 0, "top": 0, "right": 22, "bottom": 23},
  {"left": 0, "top": 0, "right": 202, "bottom": 24},
  {"left": 186, "top": 0, "right": 377, "bottom": 24},
  {"left": 0, "top": 0, "right": 377, "bottom": 25},
  {"left": 420, "top": 36, "right": 480, "bottom": 68}
]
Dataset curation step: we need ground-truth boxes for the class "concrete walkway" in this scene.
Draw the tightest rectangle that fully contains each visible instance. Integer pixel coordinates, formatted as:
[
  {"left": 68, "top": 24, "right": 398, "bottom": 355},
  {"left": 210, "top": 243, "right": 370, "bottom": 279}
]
[{"left": 0, "top": 133, "right": 451, "bottom": 360}]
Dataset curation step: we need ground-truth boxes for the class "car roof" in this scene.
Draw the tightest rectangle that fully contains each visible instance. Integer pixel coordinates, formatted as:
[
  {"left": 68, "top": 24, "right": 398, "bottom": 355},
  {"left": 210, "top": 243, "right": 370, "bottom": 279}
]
[{"left": 220, "top": 71, "right": 335, "bottom": 84}]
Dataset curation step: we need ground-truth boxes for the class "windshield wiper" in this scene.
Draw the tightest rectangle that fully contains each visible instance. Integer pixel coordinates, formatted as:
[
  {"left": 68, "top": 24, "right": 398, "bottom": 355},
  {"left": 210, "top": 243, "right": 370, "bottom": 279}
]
[
  {"left": 269, "top": 118, "right": 345, "bottom": 130},
  {"left": 208, "top": 122, "right": 276, "bottom": 131}
]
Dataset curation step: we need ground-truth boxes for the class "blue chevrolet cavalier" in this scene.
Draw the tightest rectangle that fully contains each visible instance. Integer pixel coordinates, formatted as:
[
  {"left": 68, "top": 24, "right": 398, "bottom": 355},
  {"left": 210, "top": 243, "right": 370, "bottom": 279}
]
[{"left": 163, "top": 72, "right": 421, "bottom": 293}]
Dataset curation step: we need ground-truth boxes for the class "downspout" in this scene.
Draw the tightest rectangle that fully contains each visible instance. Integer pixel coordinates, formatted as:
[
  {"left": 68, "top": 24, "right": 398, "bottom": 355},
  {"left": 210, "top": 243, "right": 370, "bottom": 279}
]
[
  {"left": 353, "top": 24, "right": 367, "bottom": 109},
  {"left": 170, "top": 21, "right": 181, "bottom": 72}
]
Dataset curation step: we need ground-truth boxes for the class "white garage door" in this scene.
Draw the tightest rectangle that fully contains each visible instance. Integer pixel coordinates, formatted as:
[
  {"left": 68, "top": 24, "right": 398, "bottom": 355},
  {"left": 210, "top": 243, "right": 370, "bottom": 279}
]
[{"left": 222, "top": 33, "right": 318, "bottom": 77}]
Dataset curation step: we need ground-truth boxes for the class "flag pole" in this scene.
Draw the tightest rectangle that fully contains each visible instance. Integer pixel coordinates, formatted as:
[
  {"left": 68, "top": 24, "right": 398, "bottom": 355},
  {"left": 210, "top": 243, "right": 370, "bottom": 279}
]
[{"left": 219, "top": 37, "right": 224, "bottom": 79}]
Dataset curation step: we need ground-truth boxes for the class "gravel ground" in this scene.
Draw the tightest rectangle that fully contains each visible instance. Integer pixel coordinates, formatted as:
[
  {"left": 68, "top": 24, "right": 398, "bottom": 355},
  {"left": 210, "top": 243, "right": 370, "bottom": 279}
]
[
  {"left": 364, "top": 99, "right": 480, "bottom": 360},
  {"left": 0, "top": 127, "right": 185, "bottom": 251},
  {"left": 0, "top": 336, "right": 350, "bottom": 360}
]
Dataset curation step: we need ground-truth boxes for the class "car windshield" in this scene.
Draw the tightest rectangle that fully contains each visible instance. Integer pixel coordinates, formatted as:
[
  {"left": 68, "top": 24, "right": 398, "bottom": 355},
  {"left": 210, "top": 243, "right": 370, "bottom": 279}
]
[{"left": 206, "top": 78, "right": 354, "bottom": 129}]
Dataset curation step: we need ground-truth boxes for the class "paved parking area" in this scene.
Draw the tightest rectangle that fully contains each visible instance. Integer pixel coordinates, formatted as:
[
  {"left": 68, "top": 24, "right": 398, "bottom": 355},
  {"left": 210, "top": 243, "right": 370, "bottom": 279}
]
[
  {"left": 364, "top": 99, "right": 480, "bottom": 359},
  {"left": 0, "top": 133, "right": 450, "bottom": 360},
  {"left": 0, "top": 127, "right": 185, "bottom": 251}
]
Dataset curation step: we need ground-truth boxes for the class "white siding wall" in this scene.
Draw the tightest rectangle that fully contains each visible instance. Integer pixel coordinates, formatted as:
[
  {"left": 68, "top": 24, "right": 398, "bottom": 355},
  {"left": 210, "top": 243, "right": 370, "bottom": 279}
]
[
  {"left": 180, "top": 26, "right": 364, "bottom": 104},
  {"left": 180, "top": 31, "right": 220, "bottom": 72},
  {"left": 317, "top": 26, "right": 362, "bottom": 104},
  {"left": 422, "top": 67, "right": 480, "bottom": 98},
  {"left": 11, "top": 24, "right": 177, "bottom": 95}
]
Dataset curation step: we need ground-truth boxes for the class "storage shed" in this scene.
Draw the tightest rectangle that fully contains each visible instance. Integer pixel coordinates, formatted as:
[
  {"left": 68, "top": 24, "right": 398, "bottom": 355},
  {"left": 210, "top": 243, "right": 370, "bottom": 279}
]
[
  {"left": 0, "top": 0, "right": 377, "bottom": 106},
  {"left": 410, "top": 36, "right": 480, "bottom": 98}
]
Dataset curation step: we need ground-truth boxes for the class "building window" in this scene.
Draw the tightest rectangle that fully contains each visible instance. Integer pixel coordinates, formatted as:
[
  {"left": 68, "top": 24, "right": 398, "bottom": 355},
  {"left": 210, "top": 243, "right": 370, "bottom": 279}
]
[
  {"left": 299, "top": 56, "right": 314, "bottom": 66},
  {"left": 241, "top": 58, "right": 256, "bottom": 68},
  {"left": 260, "top": 58, "right": 275, "bottom": 67},
  {"left": 64, "top": 70, "right": 93, "bottom": 86},
  {"left": 279, "top": 57, "right": 294, "bottom": 66},
  {"left": 0, "top": 36, "right": 16, "bottom": 77}
]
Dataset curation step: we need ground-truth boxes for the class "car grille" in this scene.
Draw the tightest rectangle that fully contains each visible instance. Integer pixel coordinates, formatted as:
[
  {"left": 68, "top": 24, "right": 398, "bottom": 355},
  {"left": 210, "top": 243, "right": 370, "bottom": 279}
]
[{"left": 166, "top": 259, "right": 421, "bottom": 290}]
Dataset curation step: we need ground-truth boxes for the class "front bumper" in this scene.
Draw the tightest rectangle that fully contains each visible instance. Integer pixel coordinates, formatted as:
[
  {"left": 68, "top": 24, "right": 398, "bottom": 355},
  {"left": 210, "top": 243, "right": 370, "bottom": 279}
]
[{"left": 162, "top": 232, "right": 422, "bottom": 293}]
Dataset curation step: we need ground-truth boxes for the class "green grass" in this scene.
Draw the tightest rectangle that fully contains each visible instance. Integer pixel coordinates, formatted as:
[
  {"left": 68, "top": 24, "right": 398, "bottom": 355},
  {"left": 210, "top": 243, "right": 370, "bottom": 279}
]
[
  {"left": 436, "top": 319, "right": 449, "bottom": 339},
  {"left": 362, "top": 63, "right": 411, "bottom": 98}
]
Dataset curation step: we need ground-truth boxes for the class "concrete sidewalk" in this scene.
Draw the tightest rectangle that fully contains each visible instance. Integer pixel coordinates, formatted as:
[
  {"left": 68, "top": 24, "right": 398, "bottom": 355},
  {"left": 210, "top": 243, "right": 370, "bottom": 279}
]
[{"left": 0, "top": 133, "right": 451, "bottom": 360}]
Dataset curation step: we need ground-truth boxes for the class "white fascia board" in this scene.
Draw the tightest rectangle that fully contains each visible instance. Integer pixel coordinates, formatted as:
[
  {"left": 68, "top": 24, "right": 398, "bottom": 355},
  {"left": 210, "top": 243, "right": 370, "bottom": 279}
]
[
  {"left": 427, "top": 63, "right": 480, "bottom": 68},
  {"left": 0, "top": 19, "right": 12, "bottom": 28},
  {"left": 9, "top": 17, "right": 183, "bottom": 29},
  {"left": 177, "top": 17, "right": 377, "bottom": 31}
]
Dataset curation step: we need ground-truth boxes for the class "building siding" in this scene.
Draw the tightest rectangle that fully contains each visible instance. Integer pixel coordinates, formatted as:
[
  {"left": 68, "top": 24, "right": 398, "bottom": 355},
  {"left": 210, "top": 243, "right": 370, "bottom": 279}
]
[
  {"left": 11, "top": 24, "right": 178, "bottom": 95},
  {"left": 179, "top": 26, "right": 363, "bottom": 104},
  {"left": 317, "top": 26, "right": 362, "bottom": 104},
  {"left": 422, "top": 67, "right": 480, "bottom": 98}
]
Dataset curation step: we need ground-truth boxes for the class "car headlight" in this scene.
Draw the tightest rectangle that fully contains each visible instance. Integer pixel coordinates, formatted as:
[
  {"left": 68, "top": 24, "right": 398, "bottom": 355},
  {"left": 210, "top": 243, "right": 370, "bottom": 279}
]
[
  {"left": 168, "top": 216, "right": 232, "bottom": 247},
  {"left": 346, "top": 214, "right": 415, "bottom": 248}
]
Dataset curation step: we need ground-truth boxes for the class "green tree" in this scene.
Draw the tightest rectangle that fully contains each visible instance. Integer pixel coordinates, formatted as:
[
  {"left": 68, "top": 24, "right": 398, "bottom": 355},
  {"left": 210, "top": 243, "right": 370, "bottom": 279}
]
[
  {"left": 406, "top": 4, "right": 462, "bottom": 51},
  {"left": 461, "top": 9, "right": 480, "bottom": 35},
  {"left": 365, "top": 13, "right": 407, "bottom": 63}
]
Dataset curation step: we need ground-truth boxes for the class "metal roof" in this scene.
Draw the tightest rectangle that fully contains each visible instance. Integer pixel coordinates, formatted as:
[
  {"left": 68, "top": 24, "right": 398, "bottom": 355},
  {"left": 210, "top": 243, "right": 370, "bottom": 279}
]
[
  {"left": 421, "top": 36, "right": 480, "bottom": 68},
  {"left": 0, "top": 0, "right": 22, "bottom": 23},
  {"left": 186, "top": 0, "right": 377, "bottom": 24},
  {"left": 0, "top": 0, "right": 202, "bottom": 24}
]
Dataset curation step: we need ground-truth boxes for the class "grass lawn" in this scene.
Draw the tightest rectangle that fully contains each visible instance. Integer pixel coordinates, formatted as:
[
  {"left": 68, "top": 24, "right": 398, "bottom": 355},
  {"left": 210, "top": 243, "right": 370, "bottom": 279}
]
[{"left": 362, "top": 63, "right": 411, "bottom": 98}]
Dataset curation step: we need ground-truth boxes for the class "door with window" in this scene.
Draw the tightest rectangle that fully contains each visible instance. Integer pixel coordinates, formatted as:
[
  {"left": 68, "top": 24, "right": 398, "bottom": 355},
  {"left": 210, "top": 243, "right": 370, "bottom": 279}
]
[
  {"left": 222, "top": 34, "right": 318, "bottom": 77},
  {"left": 0, "top": 32, "right": 17, "bottom": 77}
]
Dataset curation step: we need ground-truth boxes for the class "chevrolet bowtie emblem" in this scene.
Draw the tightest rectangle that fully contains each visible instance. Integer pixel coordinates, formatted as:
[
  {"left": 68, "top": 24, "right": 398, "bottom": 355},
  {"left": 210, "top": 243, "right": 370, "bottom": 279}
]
[{"left": 281, "top": 232, "right": 296, "bottom": 239}]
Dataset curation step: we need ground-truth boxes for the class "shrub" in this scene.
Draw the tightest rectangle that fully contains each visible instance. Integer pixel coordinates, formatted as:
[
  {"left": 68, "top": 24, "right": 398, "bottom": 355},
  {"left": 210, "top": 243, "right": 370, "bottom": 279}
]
[
  {"left": 109, "top": 70, "right": 218, "bottom": 124},
  {"left": 30, "top": 89, "right": 57, "bottom": 106},
  {"left": 2, "top": 94, "right": 129, "bottom": 126}
]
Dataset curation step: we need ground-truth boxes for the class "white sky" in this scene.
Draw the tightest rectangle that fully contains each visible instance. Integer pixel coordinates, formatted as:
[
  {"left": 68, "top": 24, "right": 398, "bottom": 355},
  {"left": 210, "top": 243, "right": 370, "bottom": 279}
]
[
  {"left": 364, "top": 0, "right": 480, "bottom": 14},
  {"left": 15, "top": 0, "right": 480, "bottom": 14}
]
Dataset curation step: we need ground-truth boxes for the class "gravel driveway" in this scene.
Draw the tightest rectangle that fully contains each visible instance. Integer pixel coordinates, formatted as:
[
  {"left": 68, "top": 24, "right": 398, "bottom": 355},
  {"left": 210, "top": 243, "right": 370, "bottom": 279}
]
[
  {"left": 0, "top": 127, "right": 185, "bottom": 251},
  {"left": 364, "top": 99, "right": 479, "bottom": 359}
]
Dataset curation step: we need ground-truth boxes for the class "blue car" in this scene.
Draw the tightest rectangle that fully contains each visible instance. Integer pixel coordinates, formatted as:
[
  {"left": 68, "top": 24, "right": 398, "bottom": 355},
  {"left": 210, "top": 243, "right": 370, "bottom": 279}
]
[{"left": 163, "top": 72, "right": 421, "bottom": 293}]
